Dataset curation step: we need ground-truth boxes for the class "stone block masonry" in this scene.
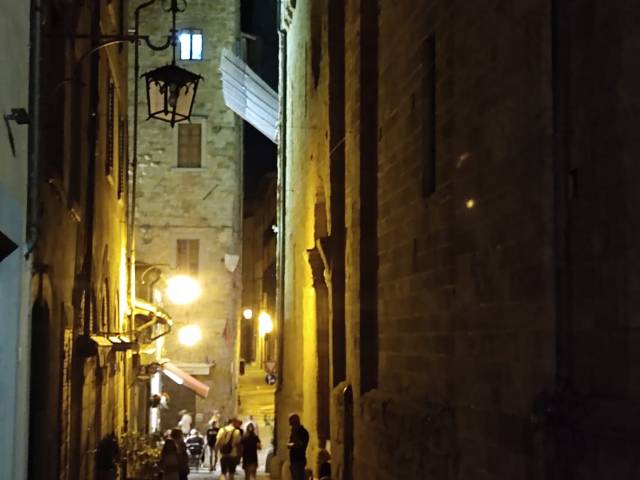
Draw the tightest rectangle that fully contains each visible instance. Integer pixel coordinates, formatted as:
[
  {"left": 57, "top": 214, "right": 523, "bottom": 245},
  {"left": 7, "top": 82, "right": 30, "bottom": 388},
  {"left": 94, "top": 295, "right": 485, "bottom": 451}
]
[
  {"left": 273, "top": 0, "right": 640, "bottom": 479},
  {"left": 131, "top": 0, "right": 242, "bottom": 429}
]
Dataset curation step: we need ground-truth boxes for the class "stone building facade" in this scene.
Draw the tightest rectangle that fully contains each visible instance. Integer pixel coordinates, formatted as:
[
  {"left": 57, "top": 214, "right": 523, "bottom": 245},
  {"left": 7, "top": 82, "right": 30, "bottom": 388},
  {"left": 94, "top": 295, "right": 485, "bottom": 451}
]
[
  {"left": 131, "top": 0, "right": 242, "bottom": 429},
  {"left": 241, "top": 173, "right": 277, "bottom": 364},
  {"left": 26, "top": 1, "right": 133, "bottom": 479},
  {"left": 272, "top": 1, "right": 640, "bottom": 479}
]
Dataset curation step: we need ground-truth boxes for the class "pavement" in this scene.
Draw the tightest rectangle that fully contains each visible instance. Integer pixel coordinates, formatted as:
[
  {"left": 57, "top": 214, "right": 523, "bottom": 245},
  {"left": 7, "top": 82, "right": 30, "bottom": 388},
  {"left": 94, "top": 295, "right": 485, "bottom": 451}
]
[
  {"left": 236, "top": 362, "right": 276, "bottom": 472},
  {"left": 187, "top": 470, "right": 270, "bottom": 479},
  {"left": 191, "top": 363, "right": 276, "bottom": 480}
]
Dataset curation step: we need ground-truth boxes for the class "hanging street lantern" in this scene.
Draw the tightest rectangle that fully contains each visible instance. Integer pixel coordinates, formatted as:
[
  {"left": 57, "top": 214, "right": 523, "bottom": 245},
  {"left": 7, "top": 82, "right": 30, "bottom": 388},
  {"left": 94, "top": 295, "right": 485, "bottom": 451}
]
[
  {"left": 143, "top": 63, "right": 202, "bottom": 127},
  {"left": 141, "top": 0, "right": 202, "bottom": 127}
]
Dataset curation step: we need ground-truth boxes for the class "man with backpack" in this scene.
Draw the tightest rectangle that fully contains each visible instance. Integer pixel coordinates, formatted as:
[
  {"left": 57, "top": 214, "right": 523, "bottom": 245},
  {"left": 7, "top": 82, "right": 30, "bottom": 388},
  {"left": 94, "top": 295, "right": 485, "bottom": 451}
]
[{"left": 215, "top": 417, "right": 243, "bottom": 480}]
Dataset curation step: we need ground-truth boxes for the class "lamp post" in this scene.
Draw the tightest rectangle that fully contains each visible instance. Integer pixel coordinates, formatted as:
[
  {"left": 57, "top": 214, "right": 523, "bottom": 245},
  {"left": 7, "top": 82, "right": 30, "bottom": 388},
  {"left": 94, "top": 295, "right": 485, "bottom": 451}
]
[
  {"left": 129, "top": 0, "right": 203, "bottom": 314},
  {"left": 138, "top": 0, "right": 202, "bottom": 127}
]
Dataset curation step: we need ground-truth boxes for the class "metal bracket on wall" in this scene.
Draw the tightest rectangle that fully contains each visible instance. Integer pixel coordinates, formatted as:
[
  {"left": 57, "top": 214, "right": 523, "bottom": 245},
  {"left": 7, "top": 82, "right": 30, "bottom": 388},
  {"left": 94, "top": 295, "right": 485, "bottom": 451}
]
[{"left": 3, "top": 108, "right": 30, "bottom": 158}]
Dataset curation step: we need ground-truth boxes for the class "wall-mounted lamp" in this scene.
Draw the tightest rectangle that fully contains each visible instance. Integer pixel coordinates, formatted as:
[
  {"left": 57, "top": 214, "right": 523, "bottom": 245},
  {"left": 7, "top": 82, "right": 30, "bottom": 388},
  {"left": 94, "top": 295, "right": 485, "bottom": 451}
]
[
  {"left": 258, "top": 311, "right": 273, "bottom": 336},
  {"left": 178, "top": 324, "right": 202, "bottom": 347},
  {"left": 166, "top": 275, "right": 201, "bottom": 305}
]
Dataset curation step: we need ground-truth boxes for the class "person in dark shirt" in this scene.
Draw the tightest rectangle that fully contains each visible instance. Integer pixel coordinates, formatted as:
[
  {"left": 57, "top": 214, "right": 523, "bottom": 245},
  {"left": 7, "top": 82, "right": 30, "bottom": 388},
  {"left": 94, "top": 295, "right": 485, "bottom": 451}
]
[
  {"left": 170, "top": 429, "right": 190, "bottom": 480},
  {"left": 241, "top": 423, "right": 261, "bottom": 480},
  {"left": 96, "top": 432, "right": 119, "bottom": 480},
  {"left": 185, "top": 429, "right": 204, "bottom": 469},
  {"left": 205, "top": 419, "right": 220, "bottom": 471},
  {"left": 287, "top": 413, "right": 309, "bottom": 480}
]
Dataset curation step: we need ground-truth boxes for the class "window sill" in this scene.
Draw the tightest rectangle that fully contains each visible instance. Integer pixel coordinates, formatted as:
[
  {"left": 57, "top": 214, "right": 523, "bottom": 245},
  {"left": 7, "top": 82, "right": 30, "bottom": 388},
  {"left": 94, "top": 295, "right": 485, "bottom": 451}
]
[{"left": 170, "top": 167, "right": 207, "bottom": 172}]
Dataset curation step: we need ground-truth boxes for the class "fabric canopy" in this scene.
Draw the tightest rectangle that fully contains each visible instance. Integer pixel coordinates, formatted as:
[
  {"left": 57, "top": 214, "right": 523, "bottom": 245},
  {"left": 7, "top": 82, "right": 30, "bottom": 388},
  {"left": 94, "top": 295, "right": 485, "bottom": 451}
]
[{"left": 161, "top": 361, "right": 210, "bottom": 398}]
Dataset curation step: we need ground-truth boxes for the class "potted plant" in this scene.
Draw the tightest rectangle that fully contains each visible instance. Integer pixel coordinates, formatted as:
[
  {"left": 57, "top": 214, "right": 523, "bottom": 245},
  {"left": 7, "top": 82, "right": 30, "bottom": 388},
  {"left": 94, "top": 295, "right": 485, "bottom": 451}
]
[{"left": 119, "top": 432, "right": 162, "bottom": 479}]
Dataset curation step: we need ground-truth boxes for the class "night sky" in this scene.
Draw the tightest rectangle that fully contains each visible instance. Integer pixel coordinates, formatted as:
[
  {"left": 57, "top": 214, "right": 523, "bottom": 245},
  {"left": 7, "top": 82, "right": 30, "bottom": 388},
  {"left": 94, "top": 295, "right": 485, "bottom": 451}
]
[{"left": 241, "top": 0, "right": 278, "bottom": 200}]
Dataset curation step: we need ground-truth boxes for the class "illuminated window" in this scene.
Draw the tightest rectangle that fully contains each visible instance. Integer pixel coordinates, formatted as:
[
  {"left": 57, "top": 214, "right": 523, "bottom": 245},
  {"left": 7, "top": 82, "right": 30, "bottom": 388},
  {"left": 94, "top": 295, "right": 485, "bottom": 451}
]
[{"left": 179, "top": 29, "right": 203, "bottom": 61}]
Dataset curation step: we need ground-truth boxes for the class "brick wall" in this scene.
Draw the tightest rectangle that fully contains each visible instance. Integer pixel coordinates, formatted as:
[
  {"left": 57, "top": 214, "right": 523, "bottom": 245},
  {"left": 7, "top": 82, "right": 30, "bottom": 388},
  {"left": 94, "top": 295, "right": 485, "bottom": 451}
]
[
  {"left": 550, "top": 0, "right": 640, "bottom": 477},
  {"left": 275, "top": 0, "right": 640, "bottom": 479}
]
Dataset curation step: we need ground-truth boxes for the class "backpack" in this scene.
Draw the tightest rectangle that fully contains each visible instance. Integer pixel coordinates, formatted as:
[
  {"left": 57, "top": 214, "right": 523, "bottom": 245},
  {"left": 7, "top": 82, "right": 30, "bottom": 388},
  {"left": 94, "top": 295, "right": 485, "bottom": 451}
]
[{"left": 220, "top": 430, "right": 233, "bottom": 455}]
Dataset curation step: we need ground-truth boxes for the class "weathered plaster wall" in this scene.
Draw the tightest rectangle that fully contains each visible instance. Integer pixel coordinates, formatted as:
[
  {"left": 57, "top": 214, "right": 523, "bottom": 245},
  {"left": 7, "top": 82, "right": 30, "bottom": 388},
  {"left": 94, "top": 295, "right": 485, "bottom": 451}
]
[
  {"left": 32, "top": 3, "right": 132, "bottom": 479},
  {"left": 0, "top": 2, "right": 30, "bottom": 479}
]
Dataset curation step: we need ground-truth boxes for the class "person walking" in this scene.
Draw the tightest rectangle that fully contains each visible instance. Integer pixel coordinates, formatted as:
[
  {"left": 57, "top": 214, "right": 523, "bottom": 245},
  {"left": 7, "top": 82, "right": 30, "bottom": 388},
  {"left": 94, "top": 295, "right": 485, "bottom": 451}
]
[
  {"left": 241, "top": 423, "right": 261, "bottom": 480},
  {"left": 287, "top": 413, "right": 309, "bottom": 480},
  {"left": 215, "top": 418, "right": 242, "bottom": 480},
  {"left": 96, "top": 432, "right": 119, "bottom": 480},
  {"left": 177, "top": 410, "right": 193, "bottom": 437},
  {"left": 205, "top": 419, "right": 220, "bottom": 471},
  {"left": 170, "top": 428, "right": 190, "bottom": 480},
  {"left": 243, "top": 415, "right": 260, "bottom": 437},
  {"left": 159, "top": 438, "right": 180, "bottom": 480}
]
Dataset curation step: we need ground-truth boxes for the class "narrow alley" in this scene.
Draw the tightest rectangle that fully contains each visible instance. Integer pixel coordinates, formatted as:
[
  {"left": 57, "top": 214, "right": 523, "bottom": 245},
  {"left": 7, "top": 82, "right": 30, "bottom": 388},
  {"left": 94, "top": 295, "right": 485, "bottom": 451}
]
[{"left": 1, "top": 0, "right": 640, "bottom": 480}]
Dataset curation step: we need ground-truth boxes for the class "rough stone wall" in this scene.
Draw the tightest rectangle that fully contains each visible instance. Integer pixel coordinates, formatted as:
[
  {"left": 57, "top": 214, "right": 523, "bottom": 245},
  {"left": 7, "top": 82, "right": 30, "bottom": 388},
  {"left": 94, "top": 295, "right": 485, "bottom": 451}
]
[
  {"left": 351, "top": 1, "right": 555, "bottom": 479},
  {"left": 0, "top": 2, "right": 30, "bottom": 479},
  {"left": 278, "top": 0, "right": 555, "bottom": 478},
  {"left": 241, "top": 174, "right": 277, "bottom": 363},
  {"left": 277, "top": 1, "right": 640, "bottom": 479},
  {"left": 272, "top": 0, "right": 333, "bottom": 476},
  {"left": 131, "top": 0, "right": 242, "bottom": 427},
  {"left": 551, "top": 1, "right": 640, "bottom": 477},
  {"left": 31, "top": 2, "right": 132, "bottom": 480}
]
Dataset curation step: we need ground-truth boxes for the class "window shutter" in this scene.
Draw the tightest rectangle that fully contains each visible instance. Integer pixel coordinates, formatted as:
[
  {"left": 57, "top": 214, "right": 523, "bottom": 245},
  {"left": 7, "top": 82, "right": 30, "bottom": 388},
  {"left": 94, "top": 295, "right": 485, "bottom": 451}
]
[
  {"left": 177, "top": 123, "right": 202, "bottom": 168},
  {"left": 106, "top": 77, "right": 115, "bottom": 176},
  {"left": 118, "top": 117, "right": 127, "bottom": 199},
  {"left": 177, "top": 239, "right": 199, "bottom": 274}
]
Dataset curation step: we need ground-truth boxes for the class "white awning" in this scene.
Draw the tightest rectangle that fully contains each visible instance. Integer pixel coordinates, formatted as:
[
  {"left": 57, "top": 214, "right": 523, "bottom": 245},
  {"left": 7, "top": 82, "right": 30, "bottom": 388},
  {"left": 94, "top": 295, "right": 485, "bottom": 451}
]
[
  {"left": 161, "top": 361, "right": 210, "bottom": 398},
  {"left": 219, "top": 48, "right": 279, "bottom": 144}
]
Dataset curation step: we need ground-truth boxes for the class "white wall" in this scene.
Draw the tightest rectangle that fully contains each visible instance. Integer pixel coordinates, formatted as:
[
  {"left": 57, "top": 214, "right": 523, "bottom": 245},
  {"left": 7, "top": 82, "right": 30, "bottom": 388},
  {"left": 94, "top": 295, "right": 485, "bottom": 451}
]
[{"left": 0, "top": 1, "right": 31, "bottom": 479}]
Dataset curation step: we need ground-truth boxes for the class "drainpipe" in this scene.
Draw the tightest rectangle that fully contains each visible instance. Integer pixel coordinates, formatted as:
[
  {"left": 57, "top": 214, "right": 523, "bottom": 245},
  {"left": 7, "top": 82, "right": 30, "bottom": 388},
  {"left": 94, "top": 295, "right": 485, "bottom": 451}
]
[
  {"left": 20, "top": 3, "right": 42, "bottom": 478},
  {"left": 272, "top": 0, "right": 288, "bottom": 460},
  {"left": 26, "top": 0, "right": 42, "bottom": 256}
]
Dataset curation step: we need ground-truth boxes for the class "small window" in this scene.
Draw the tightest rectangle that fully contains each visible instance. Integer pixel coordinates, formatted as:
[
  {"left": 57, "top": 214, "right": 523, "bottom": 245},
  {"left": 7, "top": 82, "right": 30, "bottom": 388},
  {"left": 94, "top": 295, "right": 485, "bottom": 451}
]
[
  {"left": 177, "top": 123, "right": 202, "bottom": 168},
  {"left": 179, "top": 29, "right": 203, "bottom": 61},
  {"left": 422, "top": 35, "right": 436, "bottom": 197},
  {"left": 176, "top": 239, "right": 199, "bottom": 275}
]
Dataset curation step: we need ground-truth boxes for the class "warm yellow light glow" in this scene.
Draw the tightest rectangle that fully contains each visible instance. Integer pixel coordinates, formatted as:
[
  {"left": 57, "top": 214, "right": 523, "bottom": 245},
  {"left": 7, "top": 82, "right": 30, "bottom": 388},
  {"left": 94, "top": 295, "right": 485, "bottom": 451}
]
[
  {"left": 242, "top": 308, "right": 253, "bottom": 320},
  {"left": 167, "top": 275, "right": 201, "bottom": 304},
  {"left": 466, "top": 199, "right": 475, "bottom": 209},
  {"left": 178, "top": 325, "right": 202, "bottom": 347},
  {"left": 258, "top": 311, "right": 273, "bottom": 336}
]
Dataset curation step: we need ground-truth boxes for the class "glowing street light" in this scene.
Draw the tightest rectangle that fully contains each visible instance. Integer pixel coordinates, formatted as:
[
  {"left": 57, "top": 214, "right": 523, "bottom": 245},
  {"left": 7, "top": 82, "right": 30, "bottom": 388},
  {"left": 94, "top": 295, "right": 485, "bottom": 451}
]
[
  {"left": 166, "top": 275, "right": 201, "bottom": 304},
  {"left": 258, "top": 311, "right": 273, "bottom": 336},
  {"left": 242, "top": 308, "right": 253, "bottom": 320},
  {"left": 178, "top": 325, "right": 202, "bottom": 347}
]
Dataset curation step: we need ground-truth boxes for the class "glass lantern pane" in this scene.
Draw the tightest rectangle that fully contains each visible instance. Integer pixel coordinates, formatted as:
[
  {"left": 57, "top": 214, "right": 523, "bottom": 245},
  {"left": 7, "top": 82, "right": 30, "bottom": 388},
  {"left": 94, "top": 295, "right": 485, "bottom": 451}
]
[
  {"left": 147, "top": 81, "right": 166, "bottom": 116},
  {"left": 175, "top": 83, "right": 196, "bottom": 120}
]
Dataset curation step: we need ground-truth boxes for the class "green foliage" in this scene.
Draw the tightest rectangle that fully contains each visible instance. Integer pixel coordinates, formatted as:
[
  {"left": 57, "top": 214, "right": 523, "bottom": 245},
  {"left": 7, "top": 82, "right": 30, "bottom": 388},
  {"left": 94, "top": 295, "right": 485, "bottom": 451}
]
[{"left": 119, "top": 432, "right": 162, "bottom": 478}]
